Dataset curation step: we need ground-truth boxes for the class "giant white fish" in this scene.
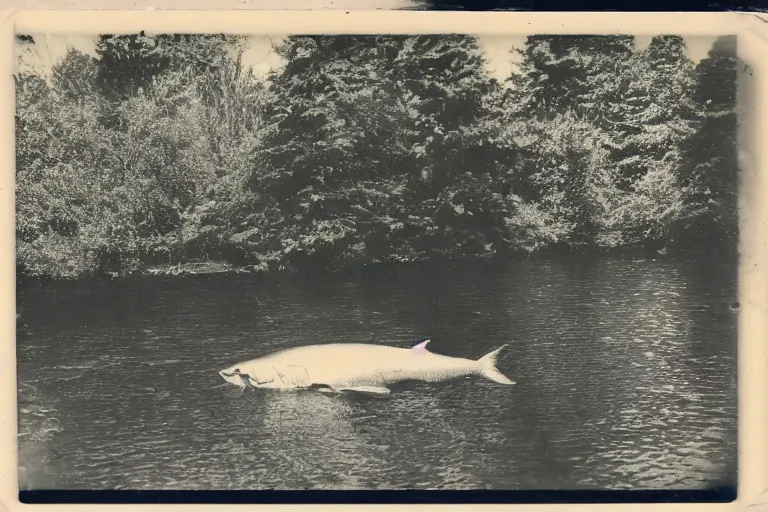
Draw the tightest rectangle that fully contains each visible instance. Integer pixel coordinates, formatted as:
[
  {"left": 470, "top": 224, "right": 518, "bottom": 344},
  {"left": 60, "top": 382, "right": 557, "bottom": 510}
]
[{"left": 218, "top": 339, "right": 515, "bottom": 396}]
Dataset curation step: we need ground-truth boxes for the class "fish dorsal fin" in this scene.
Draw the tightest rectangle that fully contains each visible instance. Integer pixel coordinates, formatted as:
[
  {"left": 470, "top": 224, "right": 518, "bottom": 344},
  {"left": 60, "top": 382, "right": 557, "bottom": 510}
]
[{"left": 412, "top": 339, "right": 430, "bottom": 353}]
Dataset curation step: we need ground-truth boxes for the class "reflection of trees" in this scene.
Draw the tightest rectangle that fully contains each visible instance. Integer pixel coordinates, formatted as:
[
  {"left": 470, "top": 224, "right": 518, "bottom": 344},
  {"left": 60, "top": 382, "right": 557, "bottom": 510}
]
[
  {"left": 472, "top": 257, "right": 737, "bottom": 490},
  {"left": 234, "top": 392, "right": 379, "bottom": 489},
  {"left": 490, "top": 257, "right": 606, "bottom": 489},
  {"left": 230, "top": 388, "right": 489, "bottom": 489},
  {"left": 572, "top": 258, "right": 736, "bottom": 489}
]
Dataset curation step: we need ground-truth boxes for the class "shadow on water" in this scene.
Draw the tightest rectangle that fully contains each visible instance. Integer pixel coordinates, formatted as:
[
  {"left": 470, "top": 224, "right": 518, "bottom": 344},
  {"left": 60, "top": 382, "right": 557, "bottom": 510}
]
[{"left": 16, "top": 256, "right": 737, "bottom": 490}]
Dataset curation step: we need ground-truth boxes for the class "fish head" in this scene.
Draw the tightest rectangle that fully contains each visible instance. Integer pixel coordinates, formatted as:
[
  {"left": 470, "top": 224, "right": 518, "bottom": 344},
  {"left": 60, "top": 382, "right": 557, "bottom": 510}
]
[
  {"left": 219, "top": 359, "right": 278, "bottom": 389},
  {"left": 219, "top": 364, "right": 248, "bottom": 388}
]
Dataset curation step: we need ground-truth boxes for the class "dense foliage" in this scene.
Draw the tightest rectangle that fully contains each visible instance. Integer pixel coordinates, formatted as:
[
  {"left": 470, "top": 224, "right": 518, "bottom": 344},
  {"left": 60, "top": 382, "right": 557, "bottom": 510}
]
[{"left": 15, "top": 33, "right": 740, "bottom": 278}]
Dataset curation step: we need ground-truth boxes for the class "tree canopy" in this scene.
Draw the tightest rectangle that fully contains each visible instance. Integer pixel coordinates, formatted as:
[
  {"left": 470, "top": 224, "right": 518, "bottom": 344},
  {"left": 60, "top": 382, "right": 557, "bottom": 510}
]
[{"left": 15, "top": 33, "right": 740, "bottom": 278}]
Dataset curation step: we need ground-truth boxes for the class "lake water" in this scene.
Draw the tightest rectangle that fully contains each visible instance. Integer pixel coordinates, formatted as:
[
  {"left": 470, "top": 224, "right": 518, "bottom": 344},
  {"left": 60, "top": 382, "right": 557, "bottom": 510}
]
[{"left": 16, "top": 256, "right": 738, "bottom": 491}]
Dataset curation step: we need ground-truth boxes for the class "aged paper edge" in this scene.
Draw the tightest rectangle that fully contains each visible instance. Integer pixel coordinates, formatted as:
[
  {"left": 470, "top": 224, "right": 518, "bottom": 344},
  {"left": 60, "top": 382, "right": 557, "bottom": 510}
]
[{"left": 0, "top": 6, "right": 765, "bottom": 512}]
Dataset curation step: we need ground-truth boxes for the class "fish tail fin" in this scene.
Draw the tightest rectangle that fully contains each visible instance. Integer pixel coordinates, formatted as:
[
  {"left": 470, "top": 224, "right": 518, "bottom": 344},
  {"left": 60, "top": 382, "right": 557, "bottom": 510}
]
[{"left": 477, "top": 344, "right": 515, "bottom": 385}]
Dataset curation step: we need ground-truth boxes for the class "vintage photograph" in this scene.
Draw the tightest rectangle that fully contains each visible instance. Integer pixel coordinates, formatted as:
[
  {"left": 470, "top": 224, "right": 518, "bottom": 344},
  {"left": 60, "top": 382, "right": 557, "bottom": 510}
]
[{"left": 15, "top": 31, "right": 739, "bottom": 492}]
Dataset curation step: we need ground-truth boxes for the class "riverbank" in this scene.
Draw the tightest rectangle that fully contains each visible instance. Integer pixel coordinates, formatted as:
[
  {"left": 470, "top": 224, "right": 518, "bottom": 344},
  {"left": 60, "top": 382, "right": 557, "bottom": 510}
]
[
  {"left": 15, "top": 243, "right": 739, "bottom": 285},
  {"left": 143, "top": 261, "right": 267, "bottom": 277}
]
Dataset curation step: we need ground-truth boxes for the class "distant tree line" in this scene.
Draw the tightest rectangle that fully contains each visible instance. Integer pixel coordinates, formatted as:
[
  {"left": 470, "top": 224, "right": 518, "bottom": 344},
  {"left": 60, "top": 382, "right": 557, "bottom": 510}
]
[{"left": 15, "top": 33, "right": 739, "bottom": 278}]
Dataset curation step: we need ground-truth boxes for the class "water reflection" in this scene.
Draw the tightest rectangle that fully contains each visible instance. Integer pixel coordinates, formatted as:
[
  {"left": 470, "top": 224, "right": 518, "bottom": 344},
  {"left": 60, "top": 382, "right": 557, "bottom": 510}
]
[
  {"left": 17, "top": 257, "right": 737, "bottom": 490},
  {"left": 572, "top": 260, "right": 737, "bottom": 489},
  {"left": 234, "top": 391, "right": 382, "bottom": 489}
]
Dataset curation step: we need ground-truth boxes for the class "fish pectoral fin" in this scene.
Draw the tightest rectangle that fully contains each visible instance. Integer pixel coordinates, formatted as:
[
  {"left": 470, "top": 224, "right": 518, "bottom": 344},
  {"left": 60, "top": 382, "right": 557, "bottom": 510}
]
[
  {"left": 337, "top": 386, "right": 391, "bottom": 396},
  {"left": 246, "top": 376, "right": 274, "bottom": 387},
  {"left": 272, "top": 365, "right": 312, "bottom": 387}
]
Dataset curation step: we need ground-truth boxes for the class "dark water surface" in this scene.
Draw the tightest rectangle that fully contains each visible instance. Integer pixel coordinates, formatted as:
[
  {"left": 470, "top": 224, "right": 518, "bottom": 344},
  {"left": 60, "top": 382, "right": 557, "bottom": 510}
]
[{"left": 16, "top": 257, "right": 738, "bottom": 491}]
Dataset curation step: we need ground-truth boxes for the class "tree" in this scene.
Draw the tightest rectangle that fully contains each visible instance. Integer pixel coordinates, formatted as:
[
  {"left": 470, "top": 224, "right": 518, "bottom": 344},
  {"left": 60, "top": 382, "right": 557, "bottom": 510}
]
[
  {"left": 51, "top": 48, "right": 100, "bottom": 102},
  {"left": 13, "top": 32, "right": 740, "bottom": 278},
  {"left": 387, "top": 35, "right": 515, "bottom": 259},
  {"left": 16, "top": 49, "right": 123, "bottom": 277},
  {"left": 676, "top": 35, "right": 739, "bottom": 254},
  {"left": 237, "top": 36, "right": 378, "bottom": 268},
  {"left": 508, "top": 35, "right": 635, "bottom": 123},
  {"left": 505, "top": 35, "right": 637, "bottom": 249},
  {"left": 606, "top": 36, "right": 700, "bottom": 249},
  {"left": 249, "top": 34, "right": 538, "bottom": 268},
  {"left": 94, "top": 33, "right": 238, "bottom": 110}
]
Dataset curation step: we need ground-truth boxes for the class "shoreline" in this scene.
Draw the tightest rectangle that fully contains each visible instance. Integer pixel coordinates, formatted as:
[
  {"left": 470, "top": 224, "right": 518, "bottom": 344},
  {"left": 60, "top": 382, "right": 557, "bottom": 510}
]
[{"left": 15, "top": 246, "right": 739, "bottom": 284}]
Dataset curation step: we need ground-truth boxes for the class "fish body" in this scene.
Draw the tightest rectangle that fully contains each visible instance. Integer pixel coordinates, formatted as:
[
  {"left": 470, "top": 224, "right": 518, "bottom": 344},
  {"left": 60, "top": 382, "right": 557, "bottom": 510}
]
[{"left": 219, "top": 340, "right": 514, "bottom": 395}]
